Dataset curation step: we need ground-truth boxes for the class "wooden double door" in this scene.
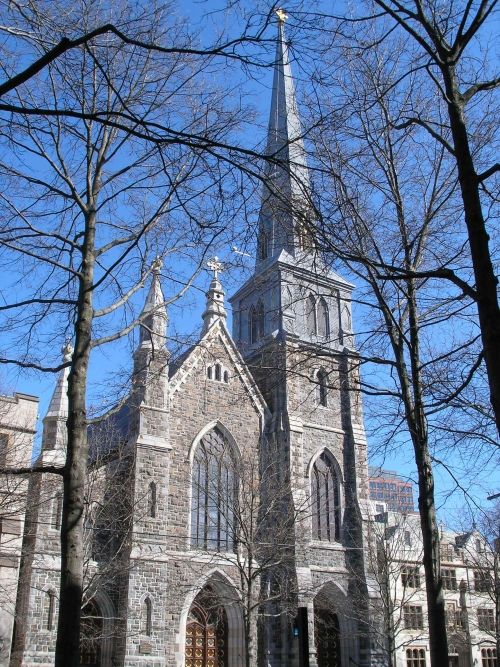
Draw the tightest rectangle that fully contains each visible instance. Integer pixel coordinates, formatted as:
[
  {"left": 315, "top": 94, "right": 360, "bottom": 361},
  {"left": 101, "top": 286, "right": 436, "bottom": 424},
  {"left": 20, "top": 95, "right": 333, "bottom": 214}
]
[
  {"left": 315, "top": 608, "right": 341, "bottom": 667},
  {"left": 185, "top": 588, "right": 228, "bottom": 667}
]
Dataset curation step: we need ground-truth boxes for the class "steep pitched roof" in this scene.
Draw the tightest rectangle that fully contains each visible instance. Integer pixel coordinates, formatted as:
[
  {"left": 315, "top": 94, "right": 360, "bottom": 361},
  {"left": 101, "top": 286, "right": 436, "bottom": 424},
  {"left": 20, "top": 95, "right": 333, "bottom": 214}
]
[{"left": 169, "top": 318, "right": 268, "bottom": 418}]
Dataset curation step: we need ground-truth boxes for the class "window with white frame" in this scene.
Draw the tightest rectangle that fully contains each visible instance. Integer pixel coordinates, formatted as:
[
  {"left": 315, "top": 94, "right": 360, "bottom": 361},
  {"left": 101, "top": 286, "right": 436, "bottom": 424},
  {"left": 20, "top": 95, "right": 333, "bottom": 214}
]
[
  {"left": 442, "top": 568, "right": 457, "bottom": 590},
  {"left": 406, "top": 648, "right": 426, "bottom": 667},
  {"left": 401, "top": 565, "right": 420, "bottom": 588},
  {"left": 481, "top": 647, "right": 497, "bottom": 667},
  {"left": 477, "top": 608, "right": 495, "bottom": 632},
  {"left": 475, "top": 570, "right": 492, "bottom": 592},
  {"left": 404, "top": 605, "right": 424, "bottom": 630}
]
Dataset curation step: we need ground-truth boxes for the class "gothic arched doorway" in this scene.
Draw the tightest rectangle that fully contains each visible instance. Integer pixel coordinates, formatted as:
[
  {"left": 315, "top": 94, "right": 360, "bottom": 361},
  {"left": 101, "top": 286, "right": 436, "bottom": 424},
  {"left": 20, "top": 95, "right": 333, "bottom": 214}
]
[
  {"left": 185, "top": 586, "right": 228, "bottom": 667},
  {"left": 314, "top": 607, "right": 341, "bottom": 667},
  {"left": 80, "top": 599, "right": 103, "bottom": 667}
]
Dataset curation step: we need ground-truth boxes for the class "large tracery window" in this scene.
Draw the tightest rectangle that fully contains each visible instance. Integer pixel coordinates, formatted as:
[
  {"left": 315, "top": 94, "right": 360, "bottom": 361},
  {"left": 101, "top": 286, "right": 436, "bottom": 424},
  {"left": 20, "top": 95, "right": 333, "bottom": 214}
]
[
  {"left": 191, "top": 428, "right": 237, "bottom": 552},
  {"left": 311, "top": 452, "right": 341, "bottom": 542}
]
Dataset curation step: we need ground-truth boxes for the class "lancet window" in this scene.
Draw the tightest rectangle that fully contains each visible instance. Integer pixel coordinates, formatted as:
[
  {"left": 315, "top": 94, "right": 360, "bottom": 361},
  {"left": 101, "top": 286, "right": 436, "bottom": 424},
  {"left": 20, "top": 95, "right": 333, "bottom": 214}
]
[
  {"left": 249, "top": 300, "right": 265, "bottom": 344},
  {"left": 191, "top": 428, "right": 237, "bottom": 552},
  {"left": 258, "top": 228, "right": 269, "bottom": 260},
  {"left": 143, "top": 597, "right": 153, "bottom": 636},
  {"left": 148, "top": 482, "right": 157, "bottom": 518},
  {"left": 311, "top": 452, "right": 341, "bottom": 541},
  {"left": 317, "top": 298, "right": 330, "bottom": 339},
  {"left": 317, "top": 368, "right": 328, "bottom": 407},
  {"left": 306, "top": 295, "right": 317, "bottom": 336}
]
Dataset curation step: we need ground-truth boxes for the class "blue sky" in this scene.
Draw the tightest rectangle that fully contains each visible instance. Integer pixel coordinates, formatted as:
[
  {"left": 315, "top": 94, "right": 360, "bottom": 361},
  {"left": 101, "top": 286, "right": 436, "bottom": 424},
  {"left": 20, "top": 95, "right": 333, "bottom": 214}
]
[{"left": 0, "top": 0, "right": 497, "bottom": 527}]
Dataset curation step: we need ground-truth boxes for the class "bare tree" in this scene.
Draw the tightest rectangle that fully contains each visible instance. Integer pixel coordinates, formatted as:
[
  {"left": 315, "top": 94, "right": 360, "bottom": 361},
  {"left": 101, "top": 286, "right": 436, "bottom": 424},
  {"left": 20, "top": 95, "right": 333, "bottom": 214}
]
[
  {"left": 362, "top": 0, "right": 500, "bottom": 431},
  {"left": 296, "top": 25, "right": 499, "bottom": 663},
  {"left": 0, "top": 2, "right": 272, "bottom": 664},
  {"left": 366, "top": 510, "right": 430, "bottom": 667}
]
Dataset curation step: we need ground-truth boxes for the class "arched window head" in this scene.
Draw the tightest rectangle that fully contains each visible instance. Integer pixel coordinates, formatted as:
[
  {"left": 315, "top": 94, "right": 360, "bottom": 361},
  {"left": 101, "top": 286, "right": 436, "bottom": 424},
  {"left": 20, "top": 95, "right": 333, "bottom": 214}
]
[
  {"left": 215, "top": 363, "right": 222, "bottom": 381},
  {"left": 148, "top": 482, "right": 157, "bottom": 518},
  {"left": 317, "top": 369, "right": 328, "bottom": 407},
  {"left": 317, "top": 298, "right": 329, "bottom": 339},
  {"left": 306, "top": 295, "right": 317, "bottom": 336},
  {"left": 144, "top": 597, "right": 153, "bottom": 636},
  {"left": 191, "top": 428, "right": 237, "bottom": 552},
  {"left": 311, "top": 452, "right": 341, "bottom": 542}
]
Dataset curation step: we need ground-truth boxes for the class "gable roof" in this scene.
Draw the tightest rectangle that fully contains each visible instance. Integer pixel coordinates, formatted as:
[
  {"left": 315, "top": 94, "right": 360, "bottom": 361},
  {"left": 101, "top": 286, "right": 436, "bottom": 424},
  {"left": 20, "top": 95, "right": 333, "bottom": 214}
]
[{"left": 169, "top": 318, "right": 269, "bottom": 418}]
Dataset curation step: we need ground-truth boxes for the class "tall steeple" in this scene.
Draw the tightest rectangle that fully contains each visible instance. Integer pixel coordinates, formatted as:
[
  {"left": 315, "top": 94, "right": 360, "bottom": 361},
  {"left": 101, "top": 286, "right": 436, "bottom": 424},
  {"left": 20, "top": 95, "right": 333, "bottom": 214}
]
[
  {"left": 230, "top": 10, "right": 354, "bottom": 355},
  {"left": 256, "top": 9, "right": 313, "bottom": 267}
]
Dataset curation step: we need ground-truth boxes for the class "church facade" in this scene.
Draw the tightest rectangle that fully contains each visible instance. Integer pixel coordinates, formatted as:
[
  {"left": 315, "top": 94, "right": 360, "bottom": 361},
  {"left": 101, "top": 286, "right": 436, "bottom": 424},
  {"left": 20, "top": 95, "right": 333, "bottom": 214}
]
[{"left": 7, "top": 17, "right": 380, "bottom": 667}]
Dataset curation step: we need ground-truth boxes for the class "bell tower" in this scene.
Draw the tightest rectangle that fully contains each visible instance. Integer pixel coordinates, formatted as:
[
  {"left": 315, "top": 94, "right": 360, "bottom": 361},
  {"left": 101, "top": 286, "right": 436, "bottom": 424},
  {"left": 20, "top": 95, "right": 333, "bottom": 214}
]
[{"left": 230, "top": 10, "right": 374, "bottom": 667}]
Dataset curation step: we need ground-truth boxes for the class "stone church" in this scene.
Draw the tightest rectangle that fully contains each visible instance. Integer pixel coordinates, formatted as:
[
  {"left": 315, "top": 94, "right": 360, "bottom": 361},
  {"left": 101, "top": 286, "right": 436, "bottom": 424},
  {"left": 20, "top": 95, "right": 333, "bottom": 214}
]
[{"left": 7, "top": 16, "right": 378, "bottom": 667}]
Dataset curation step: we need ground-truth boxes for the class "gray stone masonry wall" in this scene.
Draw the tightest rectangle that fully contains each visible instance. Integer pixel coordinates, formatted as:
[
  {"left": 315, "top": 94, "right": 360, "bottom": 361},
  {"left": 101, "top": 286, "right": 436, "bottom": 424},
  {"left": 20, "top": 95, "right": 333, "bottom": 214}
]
[{"left": 123, "top": 324, "right": 264, "bottom": 667}]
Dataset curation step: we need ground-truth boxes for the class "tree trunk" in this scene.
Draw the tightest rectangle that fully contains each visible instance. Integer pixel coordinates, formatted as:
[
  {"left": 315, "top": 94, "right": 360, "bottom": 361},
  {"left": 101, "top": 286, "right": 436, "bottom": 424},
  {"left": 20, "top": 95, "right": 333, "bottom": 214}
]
[
  {"left": 441, "top": 64, "right": 500, "bottom": 432},
  {"left": 54, "top": 208, "right": 96, "bottom": 667},
  {"left": 406, "top": 278, "right": 448, "bottom": 667},
  {"left": 375, "top": 271, "right": 449, "bottom": 666}
]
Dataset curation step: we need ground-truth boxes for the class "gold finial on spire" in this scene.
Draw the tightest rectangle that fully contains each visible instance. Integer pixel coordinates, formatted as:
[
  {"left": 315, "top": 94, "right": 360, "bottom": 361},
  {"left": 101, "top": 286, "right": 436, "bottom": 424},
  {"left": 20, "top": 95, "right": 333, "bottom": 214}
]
[
  {"left": 207, "top": 256, "right": 224, "bottom": 280},
  {"left": 275, "top": 7, "right": 288, "bottom": 23}
]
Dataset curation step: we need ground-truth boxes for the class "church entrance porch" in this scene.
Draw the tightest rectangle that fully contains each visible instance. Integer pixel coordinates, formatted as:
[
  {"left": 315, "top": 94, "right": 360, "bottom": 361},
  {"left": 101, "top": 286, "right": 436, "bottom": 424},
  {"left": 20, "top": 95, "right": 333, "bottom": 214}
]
[{"left": 185, "top": 587, "right": 228, "bottom": 667}]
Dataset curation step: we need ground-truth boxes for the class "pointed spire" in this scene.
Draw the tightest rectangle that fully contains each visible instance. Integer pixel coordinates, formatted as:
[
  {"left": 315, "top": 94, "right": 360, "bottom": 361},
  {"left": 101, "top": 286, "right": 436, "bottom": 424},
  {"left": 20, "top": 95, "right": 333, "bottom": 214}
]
[
  {"left": 42, "top": 341, "right": 72, "bottom": 453},
  {"left": 202, "top": 257, "right": 227, "bottom": 334},
  {"left": 257, "top": 8, "right": 313, "bottom": 265},
  {"left": 46, "top": 341, "right": 72, "bottom": 419},
  {"left": 139, "top": 258, "right": 167, "bottom": 351}
]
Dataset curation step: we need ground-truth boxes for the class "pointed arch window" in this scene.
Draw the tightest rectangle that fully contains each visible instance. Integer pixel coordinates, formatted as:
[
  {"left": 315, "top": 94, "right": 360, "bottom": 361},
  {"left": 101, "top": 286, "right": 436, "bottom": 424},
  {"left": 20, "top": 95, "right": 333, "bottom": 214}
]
[
  {"left": 215, "top": 363, "right": 222, "bottom": 381},
  {"left": 191, "top": 428, "right": 237, "bottom": 552},
  {"left": 311, "top": 452, "right": 341, "bottom": 541},
  {"left": 258, "top": 229, "right": 269, "bottom": 260},
  {"left": 52, "top": 492, "right": 63, "bottom": 530},
  {"left": 143, "top": 597, "right": 153, "bottom": 636},
  {"left": 249, "top": 305, "right": 257, "bottom": 344},
  {"left": 317, "top": 298, "right": 329, "bottom": 339},
  {"left": 306, "top": 295, "right": 317, "bottom": 336},
  {"left": 249, "top": 301, "right": 265, "bottom": 344},
  {"left": 257, "top": 300, "right": 265, "bottom": 339},
  {"left": 317, "top": 369, "right": 328, "bottom": 407},
  {"left": 45, "top": 590, "right": 56, "bottom": 630},
  {"left": 148, "top": 482, "right": 157, "bottom": 518}
]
